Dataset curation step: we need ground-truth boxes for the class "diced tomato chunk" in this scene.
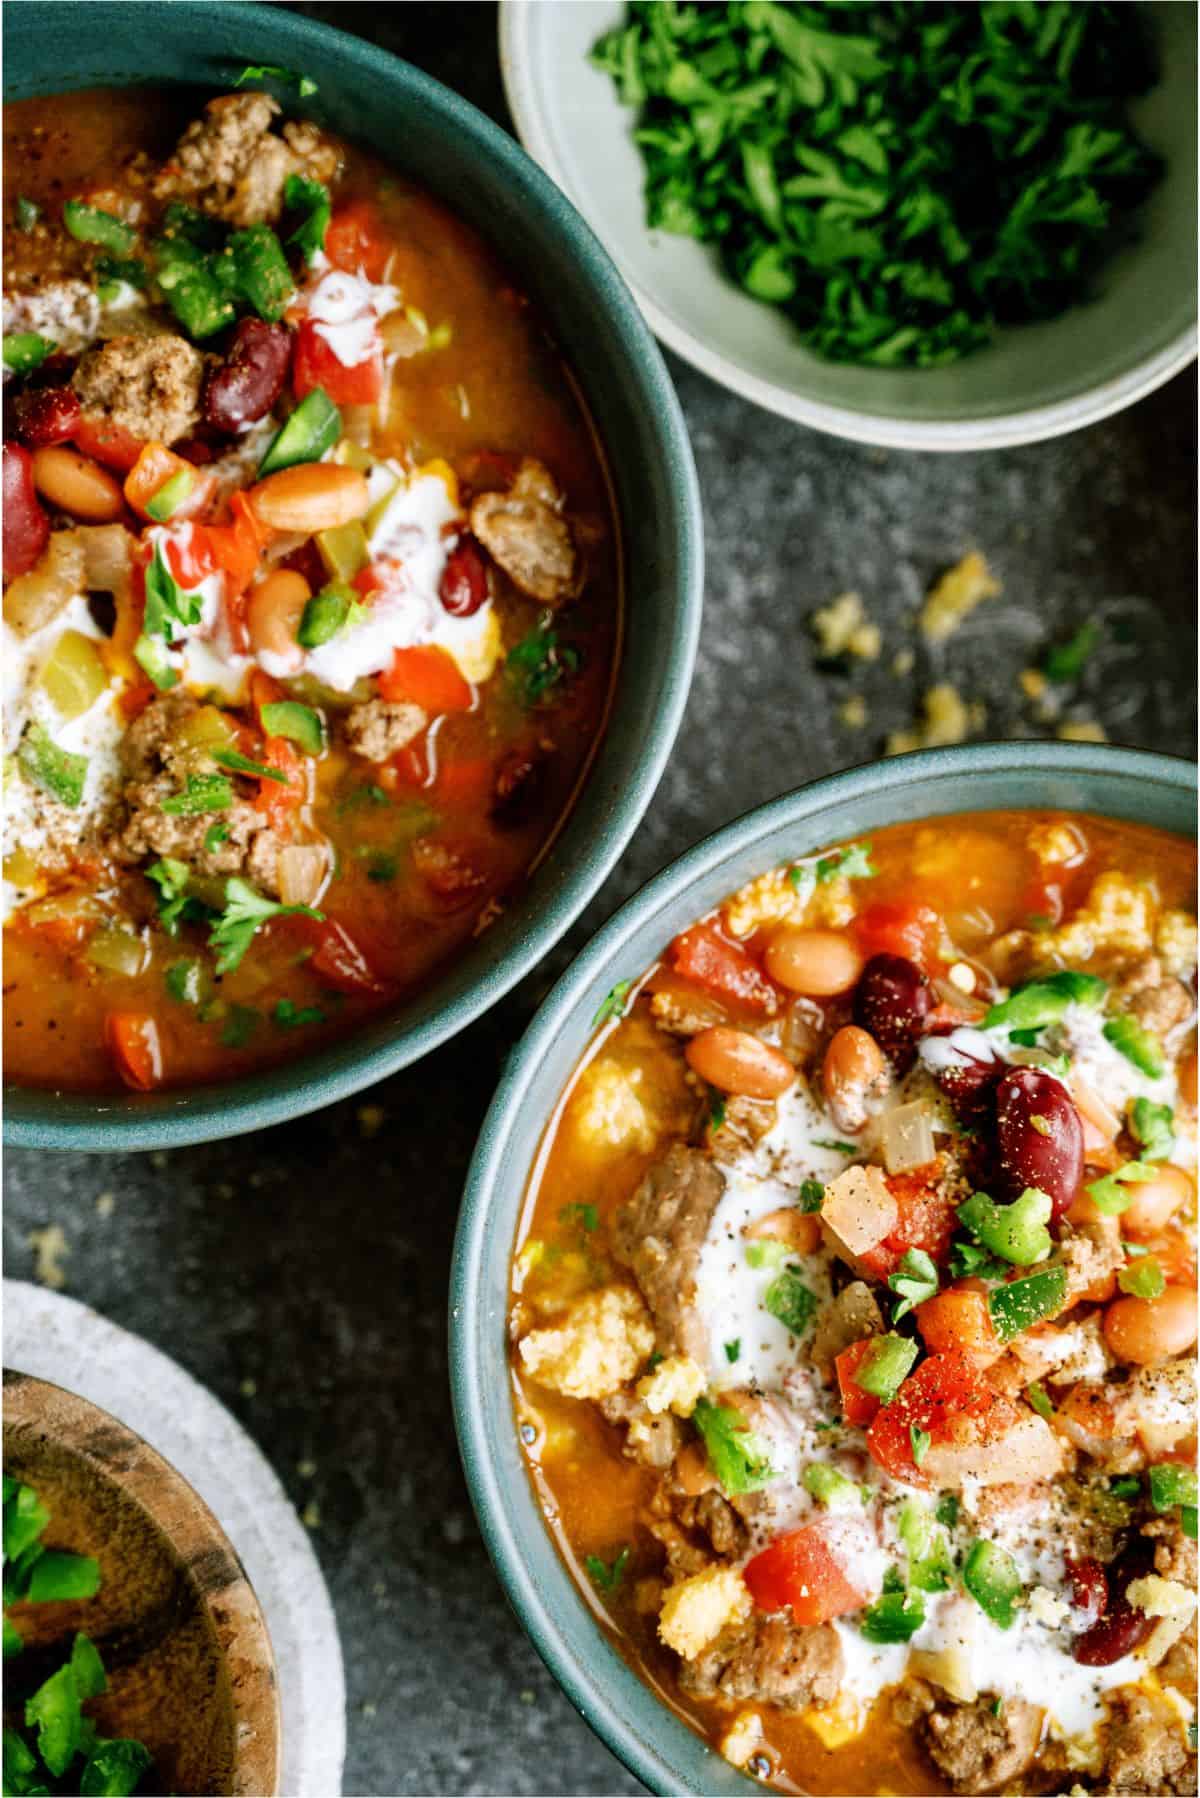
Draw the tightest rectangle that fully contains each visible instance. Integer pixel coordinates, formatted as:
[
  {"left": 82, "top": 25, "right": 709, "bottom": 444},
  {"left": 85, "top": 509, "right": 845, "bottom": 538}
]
[
  {"left": 668, "top": 923, "right": 778, "bottom": 1016},
  {"left": 857, "top": 1165, "right": 959, "bottom": 1281},
  {"left": 253, "top": 733, "right": 304, "bottom": 825},
  {"left": 73, "top": 413, "right": 146, "bottom": 472},
  {"left": 292, "top": 319, "right": 383, "bottom": 406},
  {"left": 866, "top": 1351, "right": 987, "bottom": 1486},
  {"left": 835, "top": 1337, "right": 881, "bottom": 1428},
  {"left": 743, "top": 1518, "right": 877, "bottom": 1625},
  {"left": 105, "top": 1012, "right": 163, "bottom": 1092},
  {"left": 379, "top": 645, "right": 473, "bottom": 714},
  {"left": 854, "top": 902, "right": 942, "bottom": 972},
  {"left": 324, "top": 199, "right": 392, "bottom": 281},
  {"left": 308, "top": 919, "right": 388, "bottom": 995},
  {"left": 191, "top": 491, "right": 274, "bottom": 604}
]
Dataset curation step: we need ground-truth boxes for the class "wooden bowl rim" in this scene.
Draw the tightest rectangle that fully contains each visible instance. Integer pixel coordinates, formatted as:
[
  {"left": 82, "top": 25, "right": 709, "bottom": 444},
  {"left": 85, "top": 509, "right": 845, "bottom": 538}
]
[{"left": 4, "top": 1369, "right": 282, "bottom": 1798}]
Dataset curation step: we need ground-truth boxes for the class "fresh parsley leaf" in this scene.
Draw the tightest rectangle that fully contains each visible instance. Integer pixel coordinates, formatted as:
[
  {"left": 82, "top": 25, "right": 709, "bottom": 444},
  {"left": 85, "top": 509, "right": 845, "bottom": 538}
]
[
  {"left": 909, "top": 1425, "right": 931, "bottom": 1466},
  {"left": 1043, "top": 621, "right": 1101, "bottom": 683},
  {"left": 284, "top": 172, "right": 331, "bottom": 263},
  {"left": 506, "top": 620, "right": 579, "bottom": 706},
  {"left": 273, "top": 998, "right": 325, "bottom": 1029},
  {"left": 811, "top": 1138, "right": 856, "bottom": 1155},
  {"left": 592, "top": 978, "right": 634, "bottom": 1027},
  {"left": 204, "top": 822, "right": 230, "bottom": 852},
  {"left": 234, "top": 63, "right": 318, "bottom": 97},
  {"left": 144, "top": 857, "right": 198, "bottom": 934},
  {"left": 888, "top": 1248, "right": 939, "bottom": 1322},
  {"left": 816, "top": 840, "right": 874, "bottom": 883},
  {"left": 207, "top": 877, "right": 323, "bottom": 975},
  {"left": 585, "top": 1547, "right": 630, "bottom": 1593},
  {"left": 724, "top": 1339, "right": 741, "bottom": 1364},
  {"left": 797, "top": 1178, "right": 825, "bottom": 1212},
  {"left": 559, "top": 1202, "right": 599, "bottom": 1234}
]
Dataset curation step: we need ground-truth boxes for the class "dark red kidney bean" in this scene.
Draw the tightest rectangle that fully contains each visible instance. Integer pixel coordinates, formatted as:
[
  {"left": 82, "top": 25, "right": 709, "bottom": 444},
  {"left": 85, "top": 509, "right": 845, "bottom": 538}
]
[
  {"left": 12, "top": 384, "right": 82, "bottom": 448},
  {"left": 853, "top": 953, "right": 932, "bottom": 1074},
  {"left": 3, "top": 441, "right": 50, "bottom": 578},
  {"left": 439, "top": 535, "right": 489, "bottom": 617},
  {"left": 1065, "top": 1556, "right": 1108, "bottom": 1628},
  {"left": 202, "top": 319, "right": 291, "bottom": 432},
  {"left": 929, "top": 1040, "right": 1004, "bottom": 1123},
  {"left": 995, "top": 1065, "right": 1084, "bottom": 1216},
  {"left": 1073, "top": 1537, "right": 1155, "bottom": 1666}
]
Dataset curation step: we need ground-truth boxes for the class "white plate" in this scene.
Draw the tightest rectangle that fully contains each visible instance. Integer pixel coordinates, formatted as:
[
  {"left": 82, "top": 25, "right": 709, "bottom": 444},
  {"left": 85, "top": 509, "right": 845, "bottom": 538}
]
[
  {"left": 3, "top": 1280, "right": 346, "bottom": 1798},
  {"left": 500, "top": 0, "right": 1197, "bottom": 449}
]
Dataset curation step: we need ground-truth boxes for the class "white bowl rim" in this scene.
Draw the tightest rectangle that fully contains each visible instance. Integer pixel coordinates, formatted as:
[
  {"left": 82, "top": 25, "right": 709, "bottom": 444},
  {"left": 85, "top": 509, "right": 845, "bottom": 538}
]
[{"left": 499, "top": 0, "right": 1198, "bottom": 451}]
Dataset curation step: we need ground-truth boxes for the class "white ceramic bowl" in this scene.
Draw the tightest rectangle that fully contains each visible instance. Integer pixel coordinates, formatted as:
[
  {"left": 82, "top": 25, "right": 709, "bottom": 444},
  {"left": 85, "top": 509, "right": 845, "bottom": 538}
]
[{"left": 500, "top": 0, "right": 1197, "bottom": 449}]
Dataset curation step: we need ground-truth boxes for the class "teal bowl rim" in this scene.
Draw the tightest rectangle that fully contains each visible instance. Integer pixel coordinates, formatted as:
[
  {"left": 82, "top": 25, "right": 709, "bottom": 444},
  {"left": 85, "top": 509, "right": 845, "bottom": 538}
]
[
  {"left": 450, "top": 741, "right": 1197, "bottom": 1798},
  {"left": 3, "top": 0, "right": 703, "bottom": 1151}
]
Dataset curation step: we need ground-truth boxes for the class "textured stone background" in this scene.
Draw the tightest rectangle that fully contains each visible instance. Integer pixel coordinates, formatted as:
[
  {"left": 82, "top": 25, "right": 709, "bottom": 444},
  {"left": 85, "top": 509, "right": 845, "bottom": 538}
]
[{"left": 4, "top": 7, "right": 1196, "bottom": 1795}]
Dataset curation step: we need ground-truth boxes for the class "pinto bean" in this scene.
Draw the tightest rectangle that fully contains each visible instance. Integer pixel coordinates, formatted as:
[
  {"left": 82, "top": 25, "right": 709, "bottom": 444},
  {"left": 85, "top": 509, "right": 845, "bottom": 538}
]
[
  {"left": 1121, "top": 1164, "right": 1194, "bottom": 1241},
  {"left": 686, "top": 1027, "right": 794, "bottom": 1099},
  {"left": 31, "top": 445, "right": 124, "bottom": 523},
  {"left": 1103, "top": 1286, "right": 1198, "bottom": 1365},
  {"left": 3, "top": 442, "right": 49, "bottom": 578},
  {"left": 822, "top": 1024, "right": 887, "bottom": 1127},
  {"left": 248, "top": 462, "right": 370, "bottom": 533},
  {"left": 203, "top": 319, "right": 292, "bottom": 433},
  {"left": 853, "top": 953, "right": 931, "bottom": 1074},
  {"left": 247, "top": 569, "right": 311, "bottom": 667},
  {"left": 764, "top": 927, "right": 864, "bottom": 998},
  {"left": 995, "top": 1065, "right": 1083, "bottom": 1217}
]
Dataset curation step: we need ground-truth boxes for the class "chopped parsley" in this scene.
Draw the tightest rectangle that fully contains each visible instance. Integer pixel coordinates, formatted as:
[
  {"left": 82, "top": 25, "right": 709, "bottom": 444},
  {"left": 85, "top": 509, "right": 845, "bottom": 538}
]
[
  {"left": 909, "top": 1425, "right": 931, "bottom": 1466},
  {"left": 1043, "top": 620, "right": 1101, "bottom": 683},
  {"left": 165, "top": 960, "right": 207, "bottom": 1006},
  {"left": 816, "top": 840, "right": 874, "bottom": 883},
  {"left": 745, "top": 1238, "right": 790, "bottom": 1272},
  {"left": 591, "top": 2, "right": 1163, "bottom": 368},
  {"left": 592, "top": 977, "right": 635, "bottom": 1027},
  {"left": 145, "top": 857, "right": 202, "bottom": 934},
  {"left": 284, "top": 172, "right": 331, "bottom": 263},
  {"left": 234, "top": 62, "right": 319, "bottom": 97},
  {"left": 585, "top": 1546, "right": 630, "bottom": 1592},
  {"left": 859, "top": 1589, "right": 925, "bottom": 1644},
  {"left": 273, "top": 999, "right": 325, "bottom": 1029},
  {"left": 204, "top": 821, "right": 230, "bottom": 852},
  {"left": 708, "top": 1093, "right": 727, "bottom": 1132},
  {"left": 797, "top": 1178, "right": 825, "bottom": 1212},
  {"left": 935, "top": 1495, "right": 959, "bottom": 1530},
  {"left": 887, "top": 1247, "right": 939, "bottom": 1322},
  {"left": 506, "top": 620, "right": 579, "bottom": 706},
  {"left": 207, "top": 877, "right": 323, "bottom": 975},
  {"left": 219, "top": 1004, "right": 260, "bottom": 1049},
  {"left": 559, "top": 1202, "right": 599, "bottom": 1234},
  {"left": 811, "top": 1138, "right": 856, "bottom": 1155},
  {"left": 691, "top": 1398, "right": 774, "bottom": 1496},
  {"left": 15, "top": 196, "right": 41, "bottom": 230},
  {"left": 142, "top": 539, "right": 205, "bottom": 640},
  {"left": 724, "top": 1339, "right": 741, "bottom": 1364}
]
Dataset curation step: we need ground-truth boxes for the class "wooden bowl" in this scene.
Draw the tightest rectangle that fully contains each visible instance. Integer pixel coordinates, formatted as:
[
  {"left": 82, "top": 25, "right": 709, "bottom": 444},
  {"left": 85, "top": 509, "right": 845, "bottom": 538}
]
[{"left": 3, "top": 1371, "right": 281, "bottom": 1797}]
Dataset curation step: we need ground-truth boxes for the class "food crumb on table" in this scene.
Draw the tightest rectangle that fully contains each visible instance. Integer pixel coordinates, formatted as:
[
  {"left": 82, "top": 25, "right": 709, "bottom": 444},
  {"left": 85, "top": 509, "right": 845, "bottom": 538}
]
[{"left": 27, "top": 1223, "right": 69, "bottom": 1288}]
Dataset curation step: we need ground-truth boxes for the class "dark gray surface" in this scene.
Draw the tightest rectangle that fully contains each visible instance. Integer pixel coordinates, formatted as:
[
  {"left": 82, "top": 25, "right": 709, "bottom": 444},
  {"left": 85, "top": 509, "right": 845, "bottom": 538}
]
[{"left": 4, "top": 7, "right": 1197, "bottom": 1796}]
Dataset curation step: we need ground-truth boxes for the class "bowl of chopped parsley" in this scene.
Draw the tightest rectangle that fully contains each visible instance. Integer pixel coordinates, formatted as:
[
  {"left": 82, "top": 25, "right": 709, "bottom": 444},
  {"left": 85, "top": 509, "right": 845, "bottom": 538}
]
[
  {"left": 4, "top": 1374, "right": 280, "bottom": 1796},
  {"left": 501, "top": 1, "right": 1197, "bottom": 447}
]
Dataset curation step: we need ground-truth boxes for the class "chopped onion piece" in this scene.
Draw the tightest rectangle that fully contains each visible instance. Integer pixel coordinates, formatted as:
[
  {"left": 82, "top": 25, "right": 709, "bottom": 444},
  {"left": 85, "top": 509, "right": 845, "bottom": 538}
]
[
  {"left": 882, "top": 1100, "right": 936, "bottom": 1174},
  {"left": 278, "top": 842, "right": 330, "bottom": 908},
  {"left": 821, "top": 1165, "right": 897, "bottom": 1257},
  {"left": 87, "top": 926, "right": 148, "bottom": 976}
]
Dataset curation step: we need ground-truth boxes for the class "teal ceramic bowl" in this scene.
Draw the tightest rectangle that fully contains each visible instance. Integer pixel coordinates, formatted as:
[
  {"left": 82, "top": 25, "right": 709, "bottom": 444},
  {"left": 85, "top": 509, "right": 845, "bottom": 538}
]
[
  {"left": 4, "top": 2, "right": 702, "bottom": 1151},
  {"left": 450, "top": 742, "right": 1196, "bottom": 1797}
]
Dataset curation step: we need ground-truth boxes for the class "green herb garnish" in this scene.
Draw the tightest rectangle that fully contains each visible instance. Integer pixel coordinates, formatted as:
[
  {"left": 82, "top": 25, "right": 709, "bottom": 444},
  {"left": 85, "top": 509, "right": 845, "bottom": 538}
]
[
  {"left": 273, "top": 998, "right": 325, "bottom": 1029},
  {"left": 210, "top": 747, "right": 290, "bottom": 784},
  {"left": 797, "top": 1178, "right": 825, "bottom": 1213},
  {"left": 1043, "top": 620, "right": 1101, "bottom": 683},
  {"left": 724, "top": 1339, "right": 741, "bottom": 1364},
  {"left": 816, "top": 840, "right": 874, "bottom": 883},
  {"left": 888, "top": 1248, "right": 939, "bottom": 1322},
  {"left": 585, "top": 1546, "right": 630, "bottom": 1592},
  {"left": 234, "top": 63, "right": 318, "bottom": 97},
  {"left": 207, "top": 878, "right": 322, "bottom": 974},
  {"left": 284, "top": 172, "right": 331, "bottom": 263},
  {"left": 592, "top": 978, "right": 635, "bottom": 1027},
  {"left": 507, "top": 620, "right": 579, "bottom": 706},
  {"left": 1128, "top": 1097, "right": 1175, "bottom": 1162},
  {"left": 559, "top": 1202, "right": 599, "bottom": 1234}
]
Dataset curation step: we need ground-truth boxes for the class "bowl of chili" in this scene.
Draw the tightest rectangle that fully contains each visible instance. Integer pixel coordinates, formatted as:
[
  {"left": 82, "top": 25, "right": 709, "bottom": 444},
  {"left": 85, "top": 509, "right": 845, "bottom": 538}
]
[
  {"left": 451, "top": 741, "right": 1196, "bottom": 1796},
  {"left": 3, "top": 2, "right": 702, "bottom": 1148}
]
